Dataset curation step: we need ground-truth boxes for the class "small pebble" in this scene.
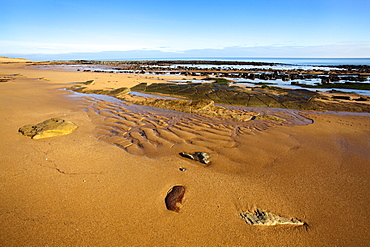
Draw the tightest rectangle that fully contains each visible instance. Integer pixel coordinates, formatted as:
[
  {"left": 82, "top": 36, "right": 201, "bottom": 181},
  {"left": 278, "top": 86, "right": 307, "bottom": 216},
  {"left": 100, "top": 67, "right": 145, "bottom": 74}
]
[{"left": 179, "top": 167, "right": 186, "bottom": 172}]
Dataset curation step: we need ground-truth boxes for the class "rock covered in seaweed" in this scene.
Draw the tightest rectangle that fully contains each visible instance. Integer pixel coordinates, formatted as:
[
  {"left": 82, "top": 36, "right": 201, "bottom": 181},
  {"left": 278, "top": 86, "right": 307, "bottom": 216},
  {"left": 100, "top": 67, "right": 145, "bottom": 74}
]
[
  {"left": 131, "top": 82, "right": 370, "bottom": 113},
  {"left": 67, "top": 82, "right": 259, "bottom": 121},
  {"left": 19, "top": 118, "right": 77, "bottom": 139}
]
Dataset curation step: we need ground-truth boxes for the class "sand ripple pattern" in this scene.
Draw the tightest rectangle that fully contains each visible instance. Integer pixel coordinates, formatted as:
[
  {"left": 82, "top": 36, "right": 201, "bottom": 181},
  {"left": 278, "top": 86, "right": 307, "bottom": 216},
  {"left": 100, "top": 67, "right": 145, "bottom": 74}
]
[{"left": 81, "top": 95, "right": 311, "bottom": 158}]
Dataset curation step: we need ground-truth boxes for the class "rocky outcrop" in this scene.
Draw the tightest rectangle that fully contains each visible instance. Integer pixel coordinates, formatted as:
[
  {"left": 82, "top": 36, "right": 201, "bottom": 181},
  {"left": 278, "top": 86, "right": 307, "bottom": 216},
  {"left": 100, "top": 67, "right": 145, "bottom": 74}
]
[
  {"left": 240, "top": 208, "right": 304, "bottom": 226},
  {"left": 68, "top": 85, "right": 131, "bottom": 98},
  {"left": 127, "top": 98, "right": 259, "bottom": 122},
  {"left": 131, "top": 82, "right": 370, "bottom": 112},
  {"left": 82, "top": 80, "right": 95, "bottom": 85},
  {"left": 69, "top": 80, "right": 95, "bottom": 85},
  {"left": 19, "top": 118, "right": 77, "bottom": 139},
  {"left": 69, "top": 84, "right": 260, "bottom": 121},
  {"left": 69, "top": 81, "right": 370, "bottom": 115},
  {"left": 107, "top": 87, "right": 131, "bottom": 97},
  {"left": 0, "top": 78, "right": 11, "bottom": 83}
]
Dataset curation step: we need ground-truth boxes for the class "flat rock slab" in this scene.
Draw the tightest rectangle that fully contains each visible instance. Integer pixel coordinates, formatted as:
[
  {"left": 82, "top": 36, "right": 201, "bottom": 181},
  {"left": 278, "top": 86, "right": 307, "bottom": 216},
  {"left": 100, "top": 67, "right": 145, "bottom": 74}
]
[
  {"left": 67, "top": 86, "right": 130, "bottom": 97},
  {"left": 240, "top": 208, "right": 304, "bottom": 226},
  {"left": 19, "top": 118, "right": 77, "bottom": 139}
]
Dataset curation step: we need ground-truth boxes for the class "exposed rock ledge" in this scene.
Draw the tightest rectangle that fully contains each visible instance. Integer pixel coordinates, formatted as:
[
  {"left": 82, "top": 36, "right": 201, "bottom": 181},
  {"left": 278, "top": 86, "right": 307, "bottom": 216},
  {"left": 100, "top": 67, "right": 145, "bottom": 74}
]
[{"left": 69, "top": 85, "right": 260, "bottom": 122}]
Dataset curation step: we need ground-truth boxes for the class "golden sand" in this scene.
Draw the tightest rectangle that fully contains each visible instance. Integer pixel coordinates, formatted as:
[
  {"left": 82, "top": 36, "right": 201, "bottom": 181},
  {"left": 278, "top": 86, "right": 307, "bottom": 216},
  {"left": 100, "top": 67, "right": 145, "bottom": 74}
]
[{"left": 0, "top": 59, "right": 369, "bottom": 246}]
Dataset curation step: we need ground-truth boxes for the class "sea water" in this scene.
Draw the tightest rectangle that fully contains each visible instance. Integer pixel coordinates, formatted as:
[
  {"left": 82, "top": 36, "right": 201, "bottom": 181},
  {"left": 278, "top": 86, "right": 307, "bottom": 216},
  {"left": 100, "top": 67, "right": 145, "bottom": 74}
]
[{"left": 98, "top": 57, "right": 370, "bottom": 66}]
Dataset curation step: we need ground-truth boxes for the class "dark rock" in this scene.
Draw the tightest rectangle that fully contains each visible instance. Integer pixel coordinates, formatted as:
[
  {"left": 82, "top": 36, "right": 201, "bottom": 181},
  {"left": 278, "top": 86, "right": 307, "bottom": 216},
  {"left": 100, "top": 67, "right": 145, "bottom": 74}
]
[
  {"left": 332, "top": 95, "right": 352, "bottom": 100},
  {"left": 165, "top": 186, "right": 185, "bottom": 212},
  {"left": 321, "top": 78, "right": 330, "bottom": 84},
  {"left": 179, "top": 152, "right": 210, "bottom": 165},
  {"left": 355, "top": 97, "right": 370, "bottom": 101},
  {"left": 329, "top": 75, "right": 340, "bottom": 82},
  {"left": 82, "top": 80, "right": 95, "bottom": 85},
  {"left": 0, "top": 78, "right": 11, "bottom": 83}
]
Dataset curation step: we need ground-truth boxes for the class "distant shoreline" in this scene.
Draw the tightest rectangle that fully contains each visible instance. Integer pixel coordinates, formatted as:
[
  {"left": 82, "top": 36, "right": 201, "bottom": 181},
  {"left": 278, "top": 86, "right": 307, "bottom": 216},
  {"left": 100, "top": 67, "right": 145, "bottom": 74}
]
[
  {"left": 2, "top": 55, "right": 370, "bottom": 65},
  {"left": 28, "top": 59, "right": 370, "bottom": 95}
]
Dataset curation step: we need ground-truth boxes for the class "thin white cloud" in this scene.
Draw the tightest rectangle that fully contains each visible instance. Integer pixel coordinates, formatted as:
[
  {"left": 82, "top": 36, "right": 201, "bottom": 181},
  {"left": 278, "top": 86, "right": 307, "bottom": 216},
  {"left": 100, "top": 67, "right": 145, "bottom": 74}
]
[
  {"left": 38, "top": 46, "right": 58, "bottom": 50},
  {"left": 0, "top": 40, "right": 151, "bottom": 54},
  {"left": 1, "top": 40, "right": 370, "bottom": 58}
]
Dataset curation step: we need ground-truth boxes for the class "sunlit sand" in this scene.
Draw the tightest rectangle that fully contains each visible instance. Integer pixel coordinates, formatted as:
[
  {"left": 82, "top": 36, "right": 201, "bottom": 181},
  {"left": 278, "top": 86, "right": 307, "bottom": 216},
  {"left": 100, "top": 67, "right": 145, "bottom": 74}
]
[{"left": 1, "top": 57, "right": 369, "bottom": 246}]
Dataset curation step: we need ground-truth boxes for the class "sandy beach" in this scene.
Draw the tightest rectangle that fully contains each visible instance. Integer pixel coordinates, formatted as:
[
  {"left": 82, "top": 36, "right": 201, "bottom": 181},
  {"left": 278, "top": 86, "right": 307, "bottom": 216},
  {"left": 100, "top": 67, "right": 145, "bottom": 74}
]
[{"left": 1, "top": 59, "right": 369, "bottom": 246}]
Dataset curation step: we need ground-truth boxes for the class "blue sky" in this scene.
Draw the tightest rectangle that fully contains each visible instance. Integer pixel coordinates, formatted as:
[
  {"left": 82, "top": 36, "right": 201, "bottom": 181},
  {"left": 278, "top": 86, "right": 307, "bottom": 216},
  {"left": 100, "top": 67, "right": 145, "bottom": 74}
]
[{"left": 1, "top": 0, "right": 370, "bottom": 58}]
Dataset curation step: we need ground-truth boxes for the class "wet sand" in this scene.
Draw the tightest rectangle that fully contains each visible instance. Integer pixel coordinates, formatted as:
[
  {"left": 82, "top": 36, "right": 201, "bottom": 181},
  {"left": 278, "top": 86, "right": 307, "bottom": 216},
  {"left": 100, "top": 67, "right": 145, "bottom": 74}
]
[{"left": 0, "top": 60, "right": 369, "bottom": 246}]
